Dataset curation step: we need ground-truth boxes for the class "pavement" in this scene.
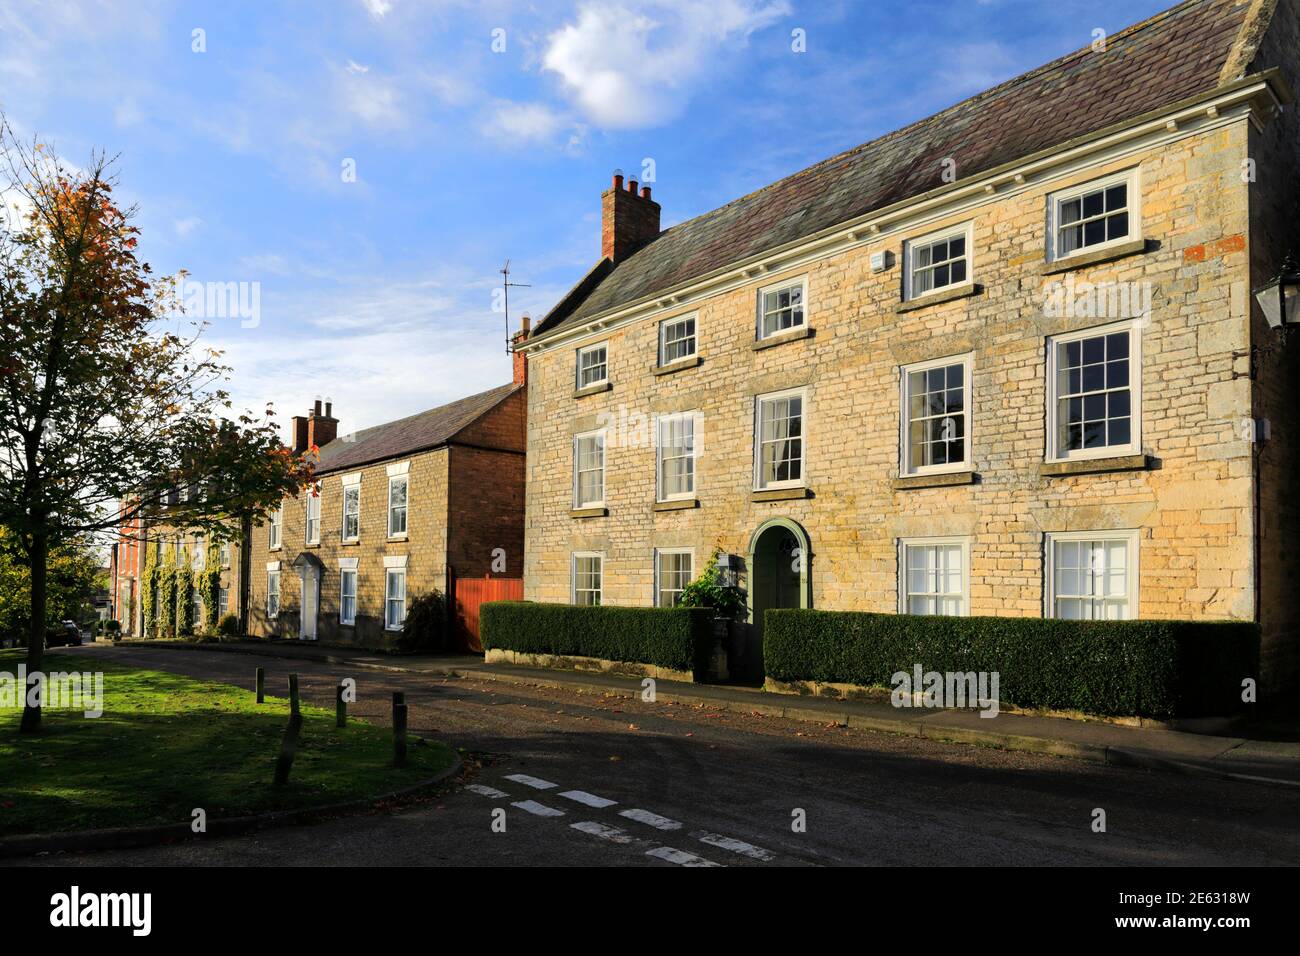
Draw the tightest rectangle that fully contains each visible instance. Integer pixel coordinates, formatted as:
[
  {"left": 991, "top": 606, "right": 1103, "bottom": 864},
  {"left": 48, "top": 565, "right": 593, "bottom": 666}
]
[
  {"left": 102, "top": 637, "right": 1300, "bottom": 786},
  {"left": 10, "top": 641, "right": 1300, "bottom": 866}
]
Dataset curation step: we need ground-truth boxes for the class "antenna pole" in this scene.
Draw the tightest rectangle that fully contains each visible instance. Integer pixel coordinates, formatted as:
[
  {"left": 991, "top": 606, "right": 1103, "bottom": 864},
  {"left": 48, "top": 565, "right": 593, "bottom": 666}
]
[{"left": 501, "top": 259, "right": 531, "bottom": 354}]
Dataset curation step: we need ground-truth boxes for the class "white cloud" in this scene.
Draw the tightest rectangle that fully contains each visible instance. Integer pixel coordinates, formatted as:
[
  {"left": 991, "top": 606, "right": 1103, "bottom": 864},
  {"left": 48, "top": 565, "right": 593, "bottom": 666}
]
[
  {"left": 173, "top": 216, "right": 203, "bottom": 238},
  {"left": 542, "top": 0, "right": 788, "bottom": 128},
  {"left": 361, "top": 0, "right": 393, "bottom": 19},
  {"left": 483, "top": 100, "right": 567, "bottom": 145},
  {"left": 345, "top": 59, "right": 371, "bottom": 74}
]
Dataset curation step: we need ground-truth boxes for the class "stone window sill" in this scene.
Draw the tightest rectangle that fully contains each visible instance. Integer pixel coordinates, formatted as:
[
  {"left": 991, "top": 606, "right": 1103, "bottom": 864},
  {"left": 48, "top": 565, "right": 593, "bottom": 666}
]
[
  {"left": 653, "top": 355, "right": 702, "bottom": 376},
  {"left": 340, "top": 539, "right": 359, "bottom": 547},
  {"left": 571, "top": 507, "right": 608, "bottom": 519},
  {"left": 1039, "top": 454, "right": 1150, "bottom": 477},
  {"left": 751, "top": 326, "right": 814, "bottom": 351},
  {"left": 1041, "top": 238, "right": 1149, "bottom": 275},
  {"left": 573, "top": 381, "right": 612, "bottom": 399},
  {"left": 751, "top": 486, "right": 813, "bottom": 502},
  {"left": 653, "top": 498, "right": 699, "bottom": 512},
  {"left": 895, "top": 282, "right": 982, "bottom": 314},
  {"left": 892, "top": 471, "right": 977, "bottom": 490},
  {"left": 388, "top": 534, "right": 408, "bottom": 542}
]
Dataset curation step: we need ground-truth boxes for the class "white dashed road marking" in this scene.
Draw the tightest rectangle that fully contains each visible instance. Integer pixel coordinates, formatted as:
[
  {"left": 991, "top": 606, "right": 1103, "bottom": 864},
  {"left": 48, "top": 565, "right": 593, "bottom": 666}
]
[
  {"left": 466, "top": 784, "right": 508, "bottom": 799},
  {"left": 511, "top": 800, "right": 565, "bottom": 817},
  {"left": 619, "top": 808, "right": 683, "bottom": 831},
  {"left": 691, "top": 831, "right": 776, "bottom": 862},
  {"left": 558, "top": 789, "right": 618, "bottom": 809},
  {"left": 646, "top": 846, "right": 722, "bottom": 867},
  {"left": 570, "top": 821, "right": 639, "bottom": 844},
  {"left": 504, "top": 774, "right": 558, "bottom": 790}
]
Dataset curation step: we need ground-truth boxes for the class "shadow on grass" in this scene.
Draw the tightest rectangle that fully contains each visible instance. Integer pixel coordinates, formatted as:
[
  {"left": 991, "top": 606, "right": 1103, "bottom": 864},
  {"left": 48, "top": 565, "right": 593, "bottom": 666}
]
[{"left": 0, "top": 651, "right": 454, "bottom": 836}]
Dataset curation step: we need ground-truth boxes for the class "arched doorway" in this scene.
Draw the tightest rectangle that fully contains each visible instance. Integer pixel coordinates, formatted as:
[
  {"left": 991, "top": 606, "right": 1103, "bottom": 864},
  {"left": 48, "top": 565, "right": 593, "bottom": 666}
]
[{"left": 745, "top": 518, "right": 812, "bottom": 683}]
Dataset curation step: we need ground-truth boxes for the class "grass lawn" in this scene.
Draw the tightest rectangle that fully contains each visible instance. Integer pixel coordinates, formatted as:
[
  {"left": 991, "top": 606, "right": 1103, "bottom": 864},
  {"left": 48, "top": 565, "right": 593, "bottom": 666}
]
[{"left": 0, "top": 649, "right": 455, "bottom": 837}]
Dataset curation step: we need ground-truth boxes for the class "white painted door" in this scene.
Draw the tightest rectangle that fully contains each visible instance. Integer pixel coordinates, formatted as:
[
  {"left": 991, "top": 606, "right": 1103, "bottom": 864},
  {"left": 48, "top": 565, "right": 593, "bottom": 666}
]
[{"left": 300, "top": 569, "right": 318, "bottom": 640}]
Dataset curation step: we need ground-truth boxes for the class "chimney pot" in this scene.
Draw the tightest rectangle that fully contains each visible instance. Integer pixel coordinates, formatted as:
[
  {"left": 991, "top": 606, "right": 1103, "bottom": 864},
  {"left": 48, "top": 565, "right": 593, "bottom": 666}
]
[
  {"left": 313, "top": 399, "right": 322, "bottom": 417},
  {"left": 325, "top": 401, "right": 333, "bottom": 418},
  {"left": 641, "top": 185, "right": 651, "bottom": 200},
  {"left": 612, "top": 171, "right": 624, "bottom": 190},
  {"left": 521, "top": 314, "right": 532, "bottom": 334},
  {"left": 627, "top": 178, "right": 638, "bottom": 194}
]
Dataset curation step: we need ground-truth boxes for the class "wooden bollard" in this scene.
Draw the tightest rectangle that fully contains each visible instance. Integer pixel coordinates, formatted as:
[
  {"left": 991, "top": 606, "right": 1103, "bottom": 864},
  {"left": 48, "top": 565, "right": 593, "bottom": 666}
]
[
  {"left": 393, "top": 703, "right": 408, "bottom": 768},
  {"left": 289, "top": 673, "right": 300, "bottom": 716},
  {"left": 255, "top": 667, "right": 265, "bottom": 704},
  {"left": 392, "top": 690, "right": 405, "bottom": 708},
  {"left": 336, "top": 683, "right": 347, "bottom": 728},
  {"left": 273, "top": 710, "right": 304, "bottom": 786}
]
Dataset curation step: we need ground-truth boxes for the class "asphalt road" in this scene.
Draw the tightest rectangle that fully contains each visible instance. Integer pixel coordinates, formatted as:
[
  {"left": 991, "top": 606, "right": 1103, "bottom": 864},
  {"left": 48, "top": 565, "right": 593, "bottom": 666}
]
[{"left": 13, "top": 645, "right": 1300, "bottom": 867}]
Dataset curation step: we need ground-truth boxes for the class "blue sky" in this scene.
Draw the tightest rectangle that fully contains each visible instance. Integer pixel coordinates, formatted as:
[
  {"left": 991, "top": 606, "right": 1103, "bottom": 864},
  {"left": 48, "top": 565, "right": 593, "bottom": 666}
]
[{"left": 0, "top": 0, "right": 1173, "bottom": 438}]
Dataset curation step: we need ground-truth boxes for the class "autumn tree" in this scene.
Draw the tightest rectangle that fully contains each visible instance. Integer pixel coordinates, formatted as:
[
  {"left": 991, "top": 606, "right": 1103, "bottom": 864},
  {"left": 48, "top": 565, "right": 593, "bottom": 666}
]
[{"left": 0, "top": 120, "right": 312, "bottom": 733}]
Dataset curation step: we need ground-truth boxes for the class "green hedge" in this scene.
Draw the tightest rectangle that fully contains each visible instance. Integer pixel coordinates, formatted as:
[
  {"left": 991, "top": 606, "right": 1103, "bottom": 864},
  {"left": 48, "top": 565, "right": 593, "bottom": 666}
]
[
  {"left": 481, "top": 601, "right": 715, "bottom": 674},
  {"left": 764, "top": 609, "right": 1259, "bottom": 718}
]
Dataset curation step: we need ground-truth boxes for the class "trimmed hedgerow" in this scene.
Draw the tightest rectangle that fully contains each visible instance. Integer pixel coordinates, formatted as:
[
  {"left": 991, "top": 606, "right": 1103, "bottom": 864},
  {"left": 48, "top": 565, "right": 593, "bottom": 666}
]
[
  {"left": 763, "top": 609, "right": 1258, "bottom": 718},
  {"left": 481, "top": 601, "right": 715, "bottom": 675}
]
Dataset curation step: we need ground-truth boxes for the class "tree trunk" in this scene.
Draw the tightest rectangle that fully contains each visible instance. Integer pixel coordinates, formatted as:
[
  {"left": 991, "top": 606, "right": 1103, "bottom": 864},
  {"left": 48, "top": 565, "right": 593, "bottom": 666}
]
[{"left": 19, "top": 532, "right": 48, "bottom": 733}]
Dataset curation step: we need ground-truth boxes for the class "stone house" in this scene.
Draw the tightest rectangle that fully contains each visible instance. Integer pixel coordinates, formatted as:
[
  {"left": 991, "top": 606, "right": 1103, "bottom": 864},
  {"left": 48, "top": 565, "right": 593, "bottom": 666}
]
[
  {"left": 518, "top": 0, "right": 1300, "bottom": 694},
  {"left": 243, "top": 352, "right": 527, "bottom": 649}
]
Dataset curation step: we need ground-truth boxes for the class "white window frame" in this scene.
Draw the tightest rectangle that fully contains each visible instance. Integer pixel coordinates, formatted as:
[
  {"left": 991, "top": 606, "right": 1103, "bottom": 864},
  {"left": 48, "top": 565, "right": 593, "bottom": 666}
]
[
  {"left": 191, "top": 588, "right": 203, "bottom": 628},
  {"left": 1046, "top": 168, "right": 1140, "bottom": 263},
  {"left": 903, "top": 221, "right": 973, "bottom": 300},
  {"left": 755, "top": 275, "right": 808, "bottom": 341},
  {"left": 219, "top": 540, "right": 231, "bottom": 568},
  {"left": 655, "top": 412, "right": 698, "bottom": 502},
  {"left": 384, "top": 567, "right": 407, "bottom": 631},
  {"left": 268, "top": 506, "right": 282, "bottom": 550},
  {"left": 341, "top": 475, "right": 361, "bottom": 542},
  {"left": 192, "top": 535, "right": 206, "bottom": 571},
  {"left": 1045, "top": 318, "right": 1142, "bottom": 463},
  {"left": 218, "top": 586, "right": 229, "bottom": 618},
  {"left": 387, "top": 474, "right": 408, "bottom": 539},
  {"left": 1044, "top": 529, "right": 1139, "bottom": 620},
  {"left": 267, "top": 569, "right": 281, "bottom": 619},
  {"left": 899, "top": 353, "right": 974, "bottom": 476},
  {"left": 339, "top": 568, "right": 358, "bottom": 626},
  {"left": 754, "top": 387, "right": 808, "bottom": 491},
  {"left": 305, "top": 483, "right": 321, "bottom": 545},
  {"left": 575, "top": 341, "right": 609, "bottom": 389},
  {"left": 897, "top": 536, "right": 971, "bottom": 617},
  {"left": 573, "top": 429, "right": 606, "bottom": 508},
  {"left": 658, "top": 314, "right": 697, "bottom": 366},
  {"left": 571, "top": 551, "right": 604, "bottom": 606},
  {"left": 653, "top": 548, "right": 694, "bottom": 608}
]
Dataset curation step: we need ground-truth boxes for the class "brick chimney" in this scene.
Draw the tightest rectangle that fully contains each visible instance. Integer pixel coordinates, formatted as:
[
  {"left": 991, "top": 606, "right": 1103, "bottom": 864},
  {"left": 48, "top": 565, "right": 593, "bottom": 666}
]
[
  {"left": 306, "top": 398, "right": 339, "bottom": 451},
  {"left": 511, "top": 315, "right": 531, "bottom": 386},
  {"left": 601, "top": 170, "right": 661, "bottom": 263},
  {"left": 290, "top": 415, "right": 309, "bottom": 454}
]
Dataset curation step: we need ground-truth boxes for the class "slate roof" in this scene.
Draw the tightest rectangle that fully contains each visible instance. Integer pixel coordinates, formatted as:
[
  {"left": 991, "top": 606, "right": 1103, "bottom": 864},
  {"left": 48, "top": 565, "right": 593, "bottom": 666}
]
[
  {"left": 534, "top": 0, "right": 1261, "bottom": 339},
  {"left": 314, "top": 382, "right": 520, "bottom": 475}
]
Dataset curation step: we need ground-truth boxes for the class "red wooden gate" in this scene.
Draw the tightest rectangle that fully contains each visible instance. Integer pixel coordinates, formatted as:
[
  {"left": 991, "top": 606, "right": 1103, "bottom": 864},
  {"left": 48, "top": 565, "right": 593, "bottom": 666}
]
[{"left": 454, "top": 576, "right": 523, "bottom": 652}]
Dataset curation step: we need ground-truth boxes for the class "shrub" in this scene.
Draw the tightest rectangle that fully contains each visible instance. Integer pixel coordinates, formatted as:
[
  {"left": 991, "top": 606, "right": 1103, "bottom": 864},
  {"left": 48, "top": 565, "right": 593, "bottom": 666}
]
[
  {"left": 396, "top": 591, "right": 448, "bottom": 653},
  {"left": 763, "top": 609, "right": 1259, "bottom": 718},
  {"left": 105, "top": 619, "right": 121, "bottom": 633},
  {"left": 678, "top": 552, "right": 747, "bottom": 621},
  {"left": 481, "top": 601, "right": 715, "bottom": 674},
  {"left": 216, "top": 614, "right": 240, "bottom": 637}
]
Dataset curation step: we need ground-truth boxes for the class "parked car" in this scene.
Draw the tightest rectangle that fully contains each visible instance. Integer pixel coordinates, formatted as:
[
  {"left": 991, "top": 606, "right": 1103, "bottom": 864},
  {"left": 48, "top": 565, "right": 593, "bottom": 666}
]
[{"left": 46, "top": 621, "right": 83, "bottom": 648}]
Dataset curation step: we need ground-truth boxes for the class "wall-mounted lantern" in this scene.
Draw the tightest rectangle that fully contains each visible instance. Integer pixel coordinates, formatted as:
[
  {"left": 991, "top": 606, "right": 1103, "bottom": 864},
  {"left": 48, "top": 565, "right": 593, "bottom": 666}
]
[{"left": 1253, "top": 253, "right": 1300, "bottom": 330}]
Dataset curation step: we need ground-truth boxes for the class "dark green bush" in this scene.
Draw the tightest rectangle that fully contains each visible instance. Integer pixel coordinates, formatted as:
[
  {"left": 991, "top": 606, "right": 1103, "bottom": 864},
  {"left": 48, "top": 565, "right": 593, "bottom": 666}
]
[
  {"left": 763, "top": 609, "right": 1258, "bottom": 718},
  {"left": 396, "top": 591, "right": 448, "bottom": 653},
  {"left": 216, "top": 614, "right": 240, "bottom": 637},
  {"left": 481, "top": 601, "right": 714, "bottom": 674}
]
